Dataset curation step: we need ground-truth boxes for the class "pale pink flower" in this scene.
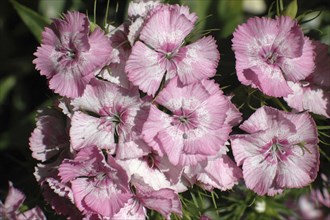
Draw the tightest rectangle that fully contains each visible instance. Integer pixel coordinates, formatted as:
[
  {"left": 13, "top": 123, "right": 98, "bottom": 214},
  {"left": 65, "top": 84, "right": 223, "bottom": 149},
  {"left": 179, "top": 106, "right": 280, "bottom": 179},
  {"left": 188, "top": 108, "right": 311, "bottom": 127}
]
[
  {"left": 126, "top": 5, "right": 219, "bottom": 96},
  {"left": 0, "top": 182, "right": 46, "bottom": 220},
  {"left": 230, "top": 106, "right": 319, "bottom": 196},
  {"left": 33, "top": 11, "right": 116, "bottom": 98},
  {"left": 232, "top": 16, "right": 315, "bottom": 97},
  {"left": 284, "top": 41, "right": 330, "bottom": 118},
  {"left": 58, "top": 146, "right": 132, "bottom": 217},
  {"left": 70, "top": 79, "right": 145, "bottom": 153},
  {"left": 142, "top": 78, "right": 238, "bottom": 166}
]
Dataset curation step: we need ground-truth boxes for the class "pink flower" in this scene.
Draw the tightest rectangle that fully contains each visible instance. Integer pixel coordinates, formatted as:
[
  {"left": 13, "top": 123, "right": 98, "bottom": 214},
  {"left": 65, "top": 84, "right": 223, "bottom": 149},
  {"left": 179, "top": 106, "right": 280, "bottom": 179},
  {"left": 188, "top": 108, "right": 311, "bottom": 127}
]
[
  {"left": 70, "top": 79, "right": 145, "bottom": 153},
  {"left": 284, "top": 41, "right": 330, "bottom": 118},
  {"left": 232, "top": 16, "right": 315, "bottom": 97},
  {"left": 58, "top": 146, "right": 132, "bottom": 217},
  {"left": 0, "top": 182, "right": 46, "bottom": 220},
  {"left": 142, "top": 77, "right": 238, "bottom": 166},
  {"left": 230, "top": 106, "right": 319, "bottom": 196},
  {"left": 33, "top": 11, "right": 115, "bottom": 98},
  {"left": 126, "top": 5, "right": 219, "bottom": 96}
]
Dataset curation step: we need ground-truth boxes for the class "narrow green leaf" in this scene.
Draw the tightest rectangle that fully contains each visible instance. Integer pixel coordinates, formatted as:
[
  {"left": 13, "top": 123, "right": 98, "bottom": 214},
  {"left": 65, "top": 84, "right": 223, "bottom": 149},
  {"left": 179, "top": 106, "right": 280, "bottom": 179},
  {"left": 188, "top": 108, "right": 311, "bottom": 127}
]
[
  {"left": 10, "top": 0, "right": 50, "bottom": 42},
  {"left": 284, "top": 0, "right": 298, "bottom": 19},
  {"left": 0, "top": 76, "right": 16, "bottom": 104}
]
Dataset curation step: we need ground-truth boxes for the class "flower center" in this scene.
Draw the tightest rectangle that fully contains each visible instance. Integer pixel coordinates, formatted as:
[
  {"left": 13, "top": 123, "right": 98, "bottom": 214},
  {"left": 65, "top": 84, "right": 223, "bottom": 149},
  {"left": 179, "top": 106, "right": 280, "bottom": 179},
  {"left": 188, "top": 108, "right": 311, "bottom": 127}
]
[
  {"left": 263, "top": 51, "right": 279, "bottom": 64},
  {"left": 65, "top": 49, "right": 76, "bottom": 59},
  {"left": 262, "top": 138, "right": 290, "bottom": 163}
]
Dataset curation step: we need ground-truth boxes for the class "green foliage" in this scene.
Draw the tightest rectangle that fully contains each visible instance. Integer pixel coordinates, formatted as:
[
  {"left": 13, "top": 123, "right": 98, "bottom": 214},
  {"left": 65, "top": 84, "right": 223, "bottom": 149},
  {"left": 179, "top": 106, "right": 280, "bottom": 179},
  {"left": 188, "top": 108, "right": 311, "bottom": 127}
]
[
  {"left": 10, "top": 0, "right": 50, "bottom": 42},
  {"left": 283, "top": 0, "right": 298, "bottom": 19}
]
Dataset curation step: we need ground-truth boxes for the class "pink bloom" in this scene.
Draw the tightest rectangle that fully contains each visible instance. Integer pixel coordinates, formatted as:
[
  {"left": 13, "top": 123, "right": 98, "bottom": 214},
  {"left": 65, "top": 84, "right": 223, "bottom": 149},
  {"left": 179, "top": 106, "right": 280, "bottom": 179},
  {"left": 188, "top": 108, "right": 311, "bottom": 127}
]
[
  {"left": 29, "top": 107, "right": 69, "bottom": 162},
  {"left": 126, "top": 5, "right": 219, "bottom": 96},
  {"left": 284, "top": 41, "right": 330, "bottom": 118},
  {"left": 142, "top": 78, "right": 238, "bottom": 166},
  {"left": 33, "top": 11, "right": 115, "bottom": 98},
  {"left": 0, "top": 182, "right": 46, "bottom": 220},
  {"left": 230, "top": 106, "right": 319, "bottom": 196},
  {"left": 70, "top": 79, "right": 145, "bottom": 153},
  {"left": 232, "top": 16, "right": 315, "bottom": 97},
  {"left": 58, "top": 146, "right": 132, "bottom": 217}
]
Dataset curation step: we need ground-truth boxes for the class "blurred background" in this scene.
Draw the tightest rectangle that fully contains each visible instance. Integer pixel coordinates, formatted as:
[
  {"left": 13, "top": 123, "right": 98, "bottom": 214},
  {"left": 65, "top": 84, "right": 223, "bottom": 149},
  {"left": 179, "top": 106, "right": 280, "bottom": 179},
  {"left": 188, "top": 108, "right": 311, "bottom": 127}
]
[{"left": 0, "top": 0, "right": 329, "bottom": 219}]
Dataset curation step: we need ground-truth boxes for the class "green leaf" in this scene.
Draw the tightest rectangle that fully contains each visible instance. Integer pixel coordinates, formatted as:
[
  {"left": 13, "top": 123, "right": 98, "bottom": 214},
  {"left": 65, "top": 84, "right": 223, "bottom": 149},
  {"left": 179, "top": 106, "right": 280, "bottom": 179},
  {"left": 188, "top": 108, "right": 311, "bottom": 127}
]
[
  {"left": 0, "top": 76, "right": 16, "bottom": 104},
  {"left": 10, "top": 0, "right": 50, "bottom": 42},
  {"left": 283, "top": 0, "right": 298, "bottom": 19}
]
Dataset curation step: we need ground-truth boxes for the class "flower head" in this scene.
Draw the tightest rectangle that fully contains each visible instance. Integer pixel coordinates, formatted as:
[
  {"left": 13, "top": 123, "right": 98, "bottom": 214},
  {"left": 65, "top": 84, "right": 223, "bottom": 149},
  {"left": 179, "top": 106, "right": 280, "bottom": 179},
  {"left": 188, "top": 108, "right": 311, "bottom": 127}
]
[
  {"left": 230, "top": 106, "right": 319, "bottom": 196},
  {"left": 126, "top": 5, "right": 219, "bottom": 96},
  {"left": 33, "top": 11, "right": 116, "bottom": 98},
  {"left": 232, "top": 16, "right": 315, "bottom": 97},
  {"left": 143, "top": 78, "right": 239, "bottom": 166}
]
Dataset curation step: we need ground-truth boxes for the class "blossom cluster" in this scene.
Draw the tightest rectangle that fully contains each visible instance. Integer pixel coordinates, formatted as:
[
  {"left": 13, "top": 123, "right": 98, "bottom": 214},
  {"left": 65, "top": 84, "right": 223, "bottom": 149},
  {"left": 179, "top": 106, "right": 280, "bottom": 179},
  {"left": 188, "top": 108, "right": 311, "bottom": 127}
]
[{"left": 13, "top": 0, "right": 327, "bottom": 219}]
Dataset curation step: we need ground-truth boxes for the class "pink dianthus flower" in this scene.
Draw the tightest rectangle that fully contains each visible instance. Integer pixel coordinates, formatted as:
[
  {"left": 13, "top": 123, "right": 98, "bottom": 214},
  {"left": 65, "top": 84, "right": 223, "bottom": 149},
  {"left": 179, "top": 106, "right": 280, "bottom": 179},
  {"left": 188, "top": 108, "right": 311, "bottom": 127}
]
[
  {"left": 34, "top": 11, "right": 116, "bottom": 98},
  {"left": 230, "top": 106, "right": 319, "bottom": 196},
  {"left": 232, "top": 16, "right": 315, "bottom": 97},
  {"left": 126, "top": 5, "right": 219, "bottom": 96},
  {"left": 142, "top": 77, "right": 239, "bottom": 166}
]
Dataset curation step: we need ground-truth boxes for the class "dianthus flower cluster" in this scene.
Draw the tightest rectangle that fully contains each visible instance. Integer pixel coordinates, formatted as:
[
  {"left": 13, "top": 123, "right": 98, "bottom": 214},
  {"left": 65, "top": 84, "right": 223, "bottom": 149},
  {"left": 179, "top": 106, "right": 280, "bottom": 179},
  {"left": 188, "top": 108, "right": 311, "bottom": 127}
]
[{"left": 21, "top": 0, "right": 327, "bottom": 219}]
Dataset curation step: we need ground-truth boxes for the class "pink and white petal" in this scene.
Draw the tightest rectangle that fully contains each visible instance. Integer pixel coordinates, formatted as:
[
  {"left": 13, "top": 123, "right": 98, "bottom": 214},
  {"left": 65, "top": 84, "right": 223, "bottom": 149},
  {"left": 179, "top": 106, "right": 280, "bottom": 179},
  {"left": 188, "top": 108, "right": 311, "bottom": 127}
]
[
  {"left": 71, "top": 178, "right": 132, "bottom": 217},
  {"left": 183, "top": 126, "right": 230, "bottom": 156},
  {"left": 284, "top": 82, "right": 330, "bottom": 118},
  {"left": 284, "top": 111, "right": 318, "bottom": 145},
  {"left": 81, "top": 28, "right": 115, "bottom": 74},
  {"left": 58, "top": 159, "right": 92, "bottom": 183},
  {"left": 179, "top": 152, "right": 208, "bottom": 166},
  {"left": 112, "top": 199, "right": 145, "bottom": 220},
  {"left": 70, "top": 112, "right": 116, "bottom": 152},
  {"left": 242, "top": 155, "right": 277, "bottom": 196},
  {"left": 33, "top": 45, "right": 58, "bottom": 79},
  {"left": 171, "top": 4, "right": 198, "bottom": 24},
  {"left": 136, "top": 185, "right": 182, "bottom": 218},
  {"left": 274, "top": 16, "right": 304, "bottom": 58},
  {"left": 243, "top": 65, "right": 293, "bottom": 97},
  {"left": 48, "top": 67, "right": 92, "bottom": 98},
  {"left": 239, "top": 106, "right": 275, "bottom": 133},
  {"left": 128, "top": 0, "right": 160, "bottom": 18},
  {"left": 118, "top": 158, "right": 172, "bottom": 191},
  {"left": 71, "top": 79, "right": 110, "bottom": 113},
  {"left": 126, "top": 41, "right": 166, "bottom": 96},
  {"left": 116, "top": 139, "right": 151, "bottom": 160},
  {"left": 175, "top": 36, "right": 220, "bottom": 84},
  {"left": 230, "top": 132, "right": 269, "bottom": 166},
  {"left": 4, "top": 182, "right": 25, "bottom": 213},
  {"left": 157, "top": 127, "right": 184, "bottom": 166},
  {"left": 275, "top": 143, "right": 319, "bottom": 189},
  {"left": 142, "top": 105, "right": 172, "bottom": 155},
  {"left": 197, "top": 155, "right": 242, "bottom": 191},
  {"left": 61, "top": 12, "right": 89, "bottom": 38},
  {"left": 280, "top": 37, "right": 315, "bottom": 82},
  {"left": 140, "top": 6, "right": 194, "bottom": 49},
  {"left": 232, "top": 16, "right": 277, "bottom": 61},
  {"left": 29, "top": 108, "right": 68, "bottom": 162}
]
